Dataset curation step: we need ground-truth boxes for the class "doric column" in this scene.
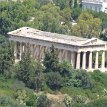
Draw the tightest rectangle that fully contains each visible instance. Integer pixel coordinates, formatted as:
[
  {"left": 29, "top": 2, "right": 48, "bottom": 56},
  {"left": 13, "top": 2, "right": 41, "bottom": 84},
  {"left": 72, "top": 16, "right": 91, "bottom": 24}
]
[
  {"left": 14, "top": 41, "right": 17, "bottom": 59},
  {"left": 101, "top": 50, "right": 105, "bottom": 69},
  {"left": 34, "top": 45, "right": 37, "bottom": 59},
  {"left": 62, "top": 50, "right": 65, "bottom": 61},
  {"left": 19, "top": 42, "right": 23, "bottom": 60},
  {"left": 65, "top": 50, "right": 68, "bottom": 61},
  {"left": 76, "top": 52, "right": 80, "bottom": 69},
  {"left": 22, "top": 43, "right": 24, "bottom": 53},
  {"left": 58, "top": 50, "right": 62, "bottom": 62},
  {"left": 82, "top": 52, "right": 86, "bottom": 69},
  {"left": 32, "top": 44, "right": 34, "bottom": 57},
  {"left": 30, "top": 44, "right": 34, "bottom": 57},
  {"left": 89, "top": 51, "right": 92, "bottom": 70},
  {"left": 36, "top": 45, "right": 41, "bottom": 60},
  {"left": 39, "top": 46, "right": 43, "bottom": 59},
  {"left": 71, "top": 52, "right": 74, "bottom": 67},
  {"left": 95, "top": 51, "right": 99, "bottom": 69},
  {"left": 24, "top": 43, "right": 27, "bottom": 52}
]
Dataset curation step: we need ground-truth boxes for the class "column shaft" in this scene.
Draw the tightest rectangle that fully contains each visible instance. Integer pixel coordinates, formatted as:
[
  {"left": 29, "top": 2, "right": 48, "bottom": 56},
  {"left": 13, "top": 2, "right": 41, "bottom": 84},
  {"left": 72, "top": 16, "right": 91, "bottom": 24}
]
[
  {"left": 95, "top": 51, "right": 99, "bottom": 69},
  {"left": 20, "top": 42, "right": 23, "bottom": 60},
  {"left": 65, "top": 50, "right": 68, "bottom": 61},
  {"left": 14, "top": 41, "right": 17, "bottom": 59},
  {"left": 76, "top": 52, "right": 80, "bottom": 69},
  {"left": 30, "top": 44, "right": 34, "bottom": 57},
  {"left": 58, "top": 50, "right": 62, "bottom": 62},
  {"left": 82, "top": 52, "right": 86, "bottom": 69},
  {"left": 89, "top": 51, "right": 92, "bottom": 70},
  {"left": 102, "top": 50, "right": 105, "bottom": 69}
]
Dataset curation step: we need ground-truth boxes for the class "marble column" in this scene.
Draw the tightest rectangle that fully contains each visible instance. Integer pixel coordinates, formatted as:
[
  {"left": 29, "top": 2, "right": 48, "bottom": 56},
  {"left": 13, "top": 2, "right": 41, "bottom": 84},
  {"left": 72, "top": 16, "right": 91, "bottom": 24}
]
[
  {"left": 19, "top": 42, "right": 23, "bottom": 60},
  {"left": 14, "top": 41, "right": 17, "bottom": 59},
  {"left": 34, "top": 45, "right": 37, "bottom": 59},
  {"left": 101, "top": 50, "right": 105, "bottom": 69},
  {"left": 62, "top": 50, "right": 65, "bottom": 61},
  {"left": 30, "top": 44, "right": 34, "bottom": 57},
  {"left": 95, "top": 51, "right": 99, "bottom": 69},
  {"left": 35, "top": 45, "right": 40, "bottom": 59},
  {"left": 39, "top": 46, "right": 44, "bottom": 59},
  {"left": 82, "top": 52, "right": 86, "bottom": 69},
  {"left": 76, "top": 52, "right": 80, "bottom": 69},
  {"left": 89, "top": 51, "right": 92, "bottom": 70},
  {"left": 22, "top": 43, "right": 24, "bottom": 53},
  {"left": 71, "top": 52, "right": 75, "bottom": 67},
  {"left": 65, "top": 50, "right": 68, "bottom": 61},
  {"left": 58, "top": 50, "right": 62, "bottom": 62}
]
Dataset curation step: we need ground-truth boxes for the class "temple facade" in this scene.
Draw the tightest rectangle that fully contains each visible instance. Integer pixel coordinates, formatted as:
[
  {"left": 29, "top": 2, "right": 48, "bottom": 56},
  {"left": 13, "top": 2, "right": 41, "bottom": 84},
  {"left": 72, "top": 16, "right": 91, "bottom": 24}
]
[{"left": 8, "top": 27, "right": 107, "bottom": 72}]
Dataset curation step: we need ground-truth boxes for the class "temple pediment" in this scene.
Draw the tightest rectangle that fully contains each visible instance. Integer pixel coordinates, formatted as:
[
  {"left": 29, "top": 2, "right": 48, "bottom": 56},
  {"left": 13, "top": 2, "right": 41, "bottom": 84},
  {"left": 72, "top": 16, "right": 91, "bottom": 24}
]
[{"left": 81, "top": 38, "right": 107, "bottom": 46}]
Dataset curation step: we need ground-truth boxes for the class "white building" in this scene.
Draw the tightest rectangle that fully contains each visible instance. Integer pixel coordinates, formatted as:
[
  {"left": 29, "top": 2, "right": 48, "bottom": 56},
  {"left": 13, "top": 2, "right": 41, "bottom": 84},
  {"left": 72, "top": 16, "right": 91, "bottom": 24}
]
[
  {"left": 8, "top": 27, "right": 107, "bottom": 72},
  {"left": 82, "top": 0, "right": 107, "bottom": 12}
]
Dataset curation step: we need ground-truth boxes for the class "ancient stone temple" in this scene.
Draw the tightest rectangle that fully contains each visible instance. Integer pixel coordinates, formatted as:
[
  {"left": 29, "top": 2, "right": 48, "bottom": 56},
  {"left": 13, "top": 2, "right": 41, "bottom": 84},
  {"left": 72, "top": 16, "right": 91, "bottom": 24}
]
[{"left": 8, "top": 27, "right": 107, "bottom": 72}]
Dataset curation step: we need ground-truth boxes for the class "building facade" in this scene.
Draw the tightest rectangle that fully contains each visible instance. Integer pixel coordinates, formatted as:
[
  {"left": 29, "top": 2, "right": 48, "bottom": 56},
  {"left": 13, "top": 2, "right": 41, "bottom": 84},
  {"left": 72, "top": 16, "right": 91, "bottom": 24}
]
[
  {"left": 82, "top": 0, "right": 107, "bottom": 12},
  {"left": 8, "top": 27, "right": 107, "bottom": 72}
]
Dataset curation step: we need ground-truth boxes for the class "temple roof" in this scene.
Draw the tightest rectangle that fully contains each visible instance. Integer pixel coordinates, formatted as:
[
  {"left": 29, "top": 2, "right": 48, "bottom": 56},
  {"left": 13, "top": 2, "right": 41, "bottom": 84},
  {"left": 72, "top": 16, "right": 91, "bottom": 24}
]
[{"left": 8, "top": 27, "right": 106, "bottom": 46}]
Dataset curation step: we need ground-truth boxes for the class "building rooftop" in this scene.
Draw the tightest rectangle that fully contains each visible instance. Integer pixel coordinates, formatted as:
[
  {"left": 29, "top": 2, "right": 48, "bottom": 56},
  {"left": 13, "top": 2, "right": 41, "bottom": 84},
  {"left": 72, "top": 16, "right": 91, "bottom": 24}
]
[{"left": 8, "top": 27, "right": 106, "bottom": 46}]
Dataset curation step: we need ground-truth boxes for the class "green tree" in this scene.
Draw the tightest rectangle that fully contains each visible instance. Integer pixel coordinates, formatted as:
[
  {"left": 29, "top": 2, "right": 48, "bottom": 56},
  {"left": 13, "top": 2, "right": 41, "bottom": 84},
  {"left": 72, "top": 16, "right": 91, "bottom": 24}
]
[
  {"left": 72, "top": 7, "right": 82, "bottom": 20},
  {"left": 37, "top": 94, "right": 51, "bottom": 107},
  {"left": 43, "top": 45, "right": 59, "bottom": 73},
  {"left": 72, "top": 12, "right": 101, "bottom": 38},
  {"left": 61, "top": 7, "right": 72, "bottom": 24},
  {"left": 34, "top": 62, "right": 44, "bottom": 92},
  {"left": 0, "top": 41, "right": 14, "bottom": 77},
  {"left": 59, "top": 61, "right": 72, "bottom": 77},
  {"left": 17, "top": 44, "right": 32, "bottom": 86},
  {"left": 46, "top": 72, "right": 63, "bottom": 90},
  {"left": 53, "top": 0, "right": 69, "bottom": 10},
  {"left": 74, "top": 0, "right": 78, "bottom": 8}
]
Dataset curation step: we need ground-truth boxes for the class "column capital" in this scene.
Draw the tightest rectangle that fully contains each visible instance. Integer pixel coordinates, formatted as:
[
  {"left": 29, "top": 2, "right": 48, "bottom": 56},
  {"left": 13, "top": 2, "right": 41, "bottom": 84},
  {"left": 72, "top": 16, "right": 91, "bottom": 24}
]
[
  {"left": 102, "top": 50, "right": 106, "bottom": 52},
  {"left": 90, "top": 51, "right": 93, "bottom": 53},
  {"left": 77, "top": 51, "right": 81, "bottom": 53}
]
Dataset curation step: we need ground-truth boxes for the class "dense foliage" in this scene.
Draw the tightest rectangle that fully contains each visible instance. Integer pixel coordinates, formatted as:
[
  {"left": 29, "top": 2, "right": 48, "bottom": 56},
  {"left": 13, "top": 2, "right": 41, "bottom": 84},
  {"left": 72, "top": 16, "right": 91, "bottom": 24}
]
[{"left": 1, "top": 0, "right": 107, "bottom": 107}]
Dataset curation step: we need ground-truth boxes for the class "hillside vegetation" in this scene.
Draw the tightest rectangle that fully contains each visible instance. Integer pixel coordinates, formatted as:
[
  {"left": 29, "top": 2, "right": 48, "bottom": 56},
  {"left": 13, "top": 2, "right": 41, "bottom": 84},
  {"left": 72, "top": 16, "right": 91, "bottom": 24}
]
[{"left": 0, "top": 0, "right": 107, "bottom": 107}]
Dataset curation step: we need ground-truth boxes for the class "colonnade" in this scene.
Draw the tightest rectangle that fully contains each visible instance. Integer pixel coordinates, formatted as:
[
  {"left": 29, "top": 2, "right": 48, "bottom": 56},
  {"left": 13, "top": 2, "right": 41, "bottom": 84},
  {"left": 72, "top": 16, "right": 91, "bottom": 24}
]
[
  {"left": 14, "top": 42, "right": 72, "bottom": 63},
  {"left": 76, "top": 51, "right": 106, "bottom": 70},
  {"left": 14, "top": 41, "right": 106, "bottom": 71}
]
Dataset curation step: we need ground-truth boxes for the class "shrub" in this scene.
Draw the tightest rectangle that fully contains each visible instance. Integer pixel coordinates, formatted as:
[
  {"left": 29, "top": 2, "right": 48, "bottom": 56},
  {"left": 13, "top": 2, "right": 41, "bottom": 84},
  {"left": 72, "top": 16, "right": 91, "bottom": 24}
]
[
  {"left": 59, "top": 61, "right": 72, "bottom": 77},
  {"left": 63, "top": 94, "right": 73, "bottom": 107},
  {"left": 15, "top": 90, "right": 28, "bottom": 105},
  {"left": 86, "top": 98, "right": 107, "bottom": 107},
  {"left": 0, "top": 95, "right": 20, "bottom": 107},
  {"left": 45, "top": 72, "right": 63, "bottom": 90},
  {"left": 90, "top": 70, "right": 107, "bottom": 87},
  {"left": 64, "top": 70, "right": 94, "bottom": 89},
  {"left": 36, "top": 94, "right": 51, "bottom": 107},
  {"left": 73, "top": 95, "right": 88, "bottom": 104},
  {"left": 0, "top": 95, "right": 11, "bottom": 106},
  {"left": 26, "top": 93, "right": 37, "bottom": 106},
  {"left": 76, "top": 70, "right": 94, "bottom": 89}
]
